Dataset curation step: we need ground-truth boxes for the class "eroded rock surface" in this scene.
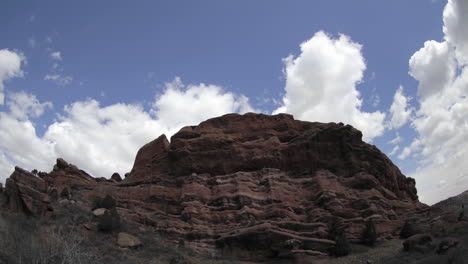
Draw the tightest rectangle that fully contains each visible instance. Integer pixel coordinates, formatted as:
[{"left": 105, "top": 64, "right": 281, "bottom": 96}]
[{"left": 1, "top": 113, "right": 434, "bottom": 260}]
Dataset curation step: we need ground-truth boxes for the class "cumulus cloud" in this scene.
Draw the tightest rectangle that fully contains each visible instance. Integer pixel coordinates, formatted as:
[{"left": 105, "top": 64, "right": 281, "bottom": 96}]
[
  {"left": 43, "top": 100, "right": 164, "bottom": 178},
  {"left": 6, "top": 92, "right": 53, "bottom": 120},
  {"left": 409, "top": 40, "right": 455, "bottom": 99},
  {"left": 0, "top": 112, "right": 56, "bottom": 175},
  {"left": 404, "top": 0, "right": 468, "bottom": 204},
  {"left": 154, "top": 77, "right": 254, "bottom": 134},
  {"left": 0, "top": 77, "right": 253, "bottom": 181},
  {"left": 0, "top": 49, "right": 23, "bottom": 105},
  {"left": 273, "top": 31, "right": 385, "bottom": 142},
  {"left": 388, "top": 86, "right": 412, "bottom": 129},
  {"left": 443, "top": 0, "right": 468, "bottom": 65}
]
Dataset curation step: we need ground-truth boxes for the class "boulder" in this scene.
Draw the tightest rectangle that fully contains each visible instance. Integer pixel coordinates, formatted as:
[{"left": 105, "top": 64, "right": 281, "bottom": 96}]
[
  {"left": 117, "top": 232, "right": 142, "bottom": 248},
  {"left": 93, "top": 208, "right": 108, "bottom": 217}
]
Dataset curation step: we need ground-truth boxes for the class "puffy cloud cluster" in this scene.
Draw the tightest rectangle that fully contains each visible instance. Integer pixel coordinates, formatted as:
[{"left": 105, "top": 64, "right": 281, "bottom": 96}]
[
  {"left": 0, "top": 49, "right": 23, "bottom": 105},
  {"left": 0, "top": 74, "right": 253, "bottom": 181},
  {"left": 404, "top": 0, "right": 468, "bottom": 204},
  {"left": 273, "top": 31, "right": 385, "bottom": 142},
  {"left": 153, "top": 77, "right": 254, "bottom": 135},
  {"left": 7, "top": 92, "right": 53, "bottom": 120}
]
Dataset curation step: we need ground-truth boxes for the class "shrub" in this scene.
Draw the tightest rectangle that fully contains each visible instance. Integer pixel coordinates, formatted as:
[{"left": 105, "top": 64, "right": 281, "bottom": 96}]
[
  {"left": 0, "top": 212, "right": 101, "bottom": 264},
  {"left": 400, "top": 219, "right": 423, "bottom": 239},
  {"left": 362, "top": 218, "right": 377, "bottom": 246},
  {"left": 93, "top": 194, "right": 116, "bottom": 210},
  {"left": 98, "top": 208, "right": 120, "bottom": 233}
]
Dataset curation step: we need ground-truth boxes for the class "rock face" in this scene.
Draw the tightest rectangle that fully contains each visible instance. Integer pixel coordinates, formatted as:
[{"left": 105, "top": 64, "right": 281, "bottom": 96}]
[{"left": 1, "top": 113, "right": 430, "bottom": 260}]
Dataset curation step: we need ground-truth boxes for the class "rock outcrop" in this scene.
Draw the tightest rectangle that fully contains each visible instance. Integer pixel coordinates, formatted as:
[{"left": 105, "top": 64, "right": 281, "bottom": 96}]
[{"left": 1, "top": 113, "right": 432, "bottom": 260}]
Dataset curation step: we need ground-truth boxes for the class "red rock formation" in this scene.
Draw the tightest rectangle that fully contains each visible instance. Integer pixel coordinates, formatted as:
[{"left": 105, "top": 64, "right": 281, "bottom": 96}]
[
  {"left": 4, "top": 167, "right": 52, "bottom": 217},
  {"left": 1, "top": 113, "right": 430, "bottom": 260}
]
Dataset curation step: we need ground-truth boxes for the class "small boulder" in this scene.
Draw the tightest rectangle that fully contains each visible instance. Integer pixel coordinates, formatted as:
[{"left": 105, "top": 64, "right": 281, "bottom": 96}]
[
  {"left": 403, "top": 234, "right": 433, "bottom": 252},
  {"left": 93, "top": 208, "right": 108, "bottom": 217},
  {"left": 117, "top": 232, "right": 142, "bottom": 248}
]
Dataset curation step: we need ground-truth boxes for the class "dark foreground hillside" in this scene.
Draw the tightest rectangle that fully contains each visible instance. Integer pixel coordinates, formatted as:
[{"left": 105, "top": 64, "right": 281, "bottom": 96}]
[{"left": 0, "top": 113, "right": 466, "bottom": 263}]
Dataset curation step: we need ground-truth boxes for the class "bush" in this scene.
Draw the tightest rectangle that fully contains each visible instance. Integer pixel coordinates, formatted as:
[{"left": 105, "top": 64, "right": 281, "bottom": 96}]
[
  {"left": 93, "top": 194, "right": 117, "bottom": 210},
  {"left": 98, "top": 208, "right": 120, "bottom": 233},
  {"left": 362, "top": 218, "right": 377, "bottom": 246},
  {"left": 400, "top": 219, "right": 423, "bottom": 239},
  {"left": 0, "top": 212, "right": 100, "bottom": 264}
]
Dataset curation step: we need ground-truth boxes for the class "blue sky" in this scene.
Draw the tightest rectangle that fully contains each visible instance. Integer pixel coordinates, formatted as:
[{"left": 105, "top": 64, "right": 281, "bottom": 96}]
[{"left": 1, "top": 0, "right": 467, "bottom": 205}]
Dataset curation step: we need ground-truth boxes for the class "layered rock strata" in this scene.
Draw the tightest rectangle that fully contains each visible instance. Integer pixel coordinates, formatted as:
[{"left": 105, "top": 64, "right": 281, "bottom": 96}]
[{"left": 1, "top": 113, "right": 429, "bottom": 260}]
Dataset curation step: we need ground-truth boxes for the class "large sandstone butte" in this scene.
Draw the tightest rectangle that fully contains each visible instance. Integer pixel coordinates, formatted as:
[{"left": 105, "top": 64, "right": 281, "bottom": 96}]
[{"left": 1, "top": 113, "right": 431, "bottom": 260}]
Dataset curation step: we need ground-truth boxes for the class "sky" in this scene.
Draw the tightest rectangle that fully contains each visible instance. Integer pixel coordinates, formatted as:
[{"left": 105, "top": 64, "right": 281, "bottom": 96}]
[{"left": 0, "top": 0, "right": 467, "bottom": 205}]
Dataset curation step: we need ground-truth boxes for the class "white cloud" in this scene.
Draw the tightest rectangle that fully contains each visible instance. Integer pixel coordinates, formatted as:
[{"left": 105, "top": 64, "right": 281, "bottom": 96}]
[
  {"left": 388, "top": 132, "right": 402, "bottom": 145},
  {"left": 273, "top": 31, "right": 385, "bottom": 142},
  {"left": 388, "top": 86, "right": 412, "bottom": 129},
  {"left": 389, "top": 145, "right": 399, "bottom": 156},
  {"left": 154, "top": 77, "right": 254, "bottom": 134},
  {"left": 398, "top": 139, "right": 422, "bottom": 160},
  {"left": 6, "top": 92, "right": 53, "bottom": 121},
  {"left": 0, "top": 49, "right": 23, "bottom": 105},
  {"left": 413, "top": 147, "right": 468, "bottom": 205},
  {"left": 50, "top": 51, "right": 62, "bottom": 61},
  {"left": 371, "top": 94, "right": 380, "bottom": 107},
  {"left": 443, "top": 0, "right": 468, "bottom": 65},
  {"left": 0, "top": 77, "right": 253, "bottom": 182},
  {"left": 405, "top": 0, "right": 468, "bottom": 204},
  {"left": 44, "top": 74, "right": 73, "bottom": 86},
  {"left": 43, "top": 100, "right": 164, "bottom": 178},
  {"left": 0, "top": 112, "right": 56, "bottom": 177},
  {"left": 409, "top": 40, "right": 455, "bottom": 99}
]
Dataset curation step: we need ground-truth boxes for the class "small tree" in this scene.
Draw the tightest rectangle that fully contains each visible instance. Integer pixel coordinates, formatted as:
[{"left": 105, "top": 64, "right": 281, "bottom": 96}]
[
  {"left": 328, "top": 217, "right": 350, "bottom": 257},
  {"left": 362, "top": 218, "right": 377, "bottom": 246},
  {"left": 101, "top": 195, "right": 116, "bottom": 209},
  {"left": 60, "top": 187, "right": 70, "bottom": 199}
]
